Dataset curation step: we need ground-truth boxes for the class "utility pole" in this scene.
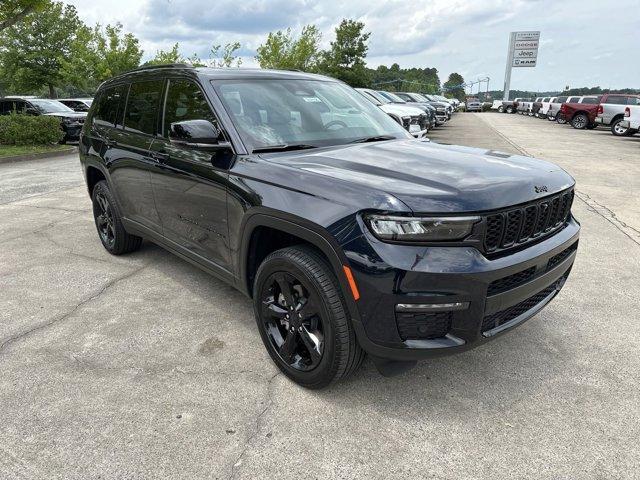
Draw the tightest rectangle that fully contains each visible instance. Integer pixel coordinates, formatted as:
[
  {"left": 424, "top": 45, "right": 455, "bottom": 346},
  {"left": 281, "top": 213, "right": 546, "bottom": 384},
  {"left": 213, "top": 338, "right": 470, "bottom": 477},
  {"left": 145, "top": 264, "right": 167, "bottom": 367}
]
[{"left": 503, "top": 32, "right": 515, "bottom": 101}]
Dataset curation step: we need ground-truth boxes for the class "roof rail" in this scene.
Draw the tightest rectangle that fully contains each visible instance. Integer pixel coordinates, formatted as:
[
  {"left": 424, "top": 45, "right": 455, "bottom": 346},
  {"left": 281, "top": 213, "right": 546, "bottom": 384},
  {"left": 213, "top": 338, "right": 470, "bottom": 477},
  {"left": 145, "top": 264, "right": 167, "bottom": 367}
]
[{"left": 133, "top": 63, "right": 194, "bottom": 71}]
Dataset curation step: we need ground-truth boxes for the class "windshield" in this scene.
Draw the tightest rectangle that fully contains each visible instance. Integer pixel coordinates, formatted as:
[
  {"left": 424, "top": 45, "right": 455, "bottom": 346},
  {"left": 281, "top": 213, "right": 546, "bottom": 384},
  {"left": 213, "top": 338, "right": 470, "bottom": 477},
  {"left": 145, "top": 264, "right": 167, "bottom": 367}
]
[
  {"left": 378, "top": 91, "right": 406, "bottom": 103},
  {"left": 412, "top": 93, "right": 429, "bottom": 102},
  {"left": 215, "top": 79, "right": 408, "bottom": 152},
  {"left": 28, "top": 99, "right": 74, "bottom": 114}
]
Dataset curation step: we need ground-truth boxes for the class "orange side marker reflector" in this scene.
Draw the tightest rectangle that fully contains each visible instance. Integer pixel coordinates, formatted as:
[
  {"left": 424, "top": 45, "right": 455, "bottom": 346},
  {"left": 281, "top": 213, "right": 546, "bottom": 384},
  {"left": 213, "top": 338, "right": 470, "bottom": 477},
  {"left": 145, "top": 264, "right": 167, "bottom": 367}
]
[{"left": 343, "top": 265, "right": 360, "bottom": 301}]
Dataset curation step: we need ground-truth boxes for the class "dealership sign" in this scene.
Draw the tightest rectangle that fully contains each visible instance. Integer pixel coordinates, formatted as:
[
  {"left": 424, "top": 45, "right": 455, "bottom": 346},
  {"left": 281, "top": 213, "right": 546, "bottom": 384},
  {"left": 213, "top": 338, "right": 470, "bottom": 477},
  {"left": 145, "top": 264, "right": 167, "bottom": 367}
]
[
  {"left": 502, "top": 31, "right": 541, "bottom": 100},
  {"left": 511, "top": 31, "right": 540, "bottom": 68}
]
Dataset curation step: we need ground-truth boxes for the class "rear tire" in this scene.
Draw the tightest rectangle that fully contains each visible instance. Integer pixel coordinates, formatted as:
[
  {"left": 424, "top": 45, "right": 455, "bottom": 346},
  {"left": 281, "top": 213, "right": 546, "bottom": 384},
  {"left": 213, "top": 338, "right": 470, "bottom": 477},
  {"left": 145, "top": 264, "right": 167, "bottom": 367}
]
[
  {"left": 498, "top": 106, "right": 504, "bottom": 113},
  {"left": 571, "top": 113, "right": 588, "bottom": 129},
  {"left": 506, "top": 106, "right": 514, "bottom": 114},
  {"left": 91, "top": 180, "right": 142, "bottom": 255},
  {"left": 253, "top": 246, "right": 365, "bottom": 389},
  {"left": 611, "top": 117, "right": 631, "bottom": 136}
]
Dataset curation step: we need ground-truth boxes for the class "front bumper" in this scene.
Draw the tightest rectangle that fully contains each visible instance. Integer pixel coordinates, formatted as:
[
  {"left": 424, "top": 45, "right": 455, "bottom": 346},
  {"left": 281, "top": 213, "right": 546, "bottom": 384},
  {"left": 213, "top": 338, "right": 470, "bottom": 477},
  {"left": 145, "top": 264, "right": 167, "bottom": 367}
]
[
  {"left": 344, "top": 217, "right": 580, "bottom": 361},
  {"left": 62, "top": 123, "right": 83, "bottom": 141}
]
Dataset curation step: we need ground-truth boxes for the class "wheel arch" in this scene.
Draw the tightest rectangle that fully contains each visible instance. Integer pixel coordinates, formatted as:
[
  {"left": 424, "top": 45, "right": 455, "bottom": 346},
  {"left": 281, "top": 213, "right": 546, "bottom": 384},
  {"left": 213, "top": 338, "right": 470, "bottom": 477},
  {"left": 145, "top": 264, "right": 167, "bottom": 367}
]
[
  {"left": 239, "top": 213, "right": 362, "bottom": 323},
  {"left": 85, "top": 165, "right": 107, "bottom": 197}
]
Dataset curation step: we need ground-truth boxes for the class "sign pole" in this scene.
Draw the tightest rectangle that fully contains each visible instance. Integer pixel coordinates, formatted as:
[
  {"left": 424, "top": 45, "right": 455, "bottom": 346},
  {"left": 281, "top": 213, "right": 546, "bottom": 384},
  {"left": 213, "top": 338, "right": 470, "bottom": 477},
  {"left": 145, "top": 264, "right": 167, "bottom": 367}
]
[{"left": 503, "top": 32, "right": 515, "bottom": 101}]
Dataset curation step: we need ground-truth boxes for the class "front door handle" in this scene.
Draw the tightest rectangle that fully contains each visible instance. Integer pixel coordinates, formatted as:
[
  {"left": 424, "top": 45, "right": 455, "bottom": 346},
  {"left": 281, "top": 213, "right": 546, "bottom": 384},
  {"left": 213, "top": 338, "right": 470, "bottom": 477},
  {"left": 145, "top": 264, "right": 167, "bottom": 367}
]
[{"left": 149, "top": 151, "right": 169, "bottom": 163}]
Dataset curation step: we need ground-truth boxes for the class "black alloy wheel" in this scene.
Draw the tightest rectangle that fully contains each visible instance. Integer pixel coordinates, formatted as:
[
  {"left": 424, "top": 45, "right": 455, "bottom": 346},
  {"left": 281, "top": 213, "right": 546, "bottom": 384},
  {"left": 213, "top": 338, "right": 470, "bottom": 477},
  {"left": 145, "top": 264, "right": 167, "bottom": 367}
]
[
  {"left": 260, "top": 271, "right": 325, "bottom": 371},
  {"left": 91, "top": 180, "right": 142, "bottom": 255},
  {"left": 94, "top": 191, "right": 115, "bottom": 248},
  {"left": 253, "top": 246, "right": 364, "bottom": 388}
]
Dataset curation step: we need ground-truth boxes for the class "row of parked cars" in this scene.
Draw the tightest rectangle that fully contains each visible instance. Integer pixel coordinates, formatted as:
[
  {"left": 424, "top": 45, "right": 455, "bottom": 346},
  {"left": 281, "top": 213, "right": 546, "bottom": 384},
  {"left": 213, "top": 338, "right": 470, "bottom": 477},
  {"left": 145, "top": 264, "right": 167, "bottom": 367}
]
[
  {"left": 0, "top": 91, "right": 461, "bottom": 144},
  {"left": 0, "top": 96, "right": 93, "bottom": 142},
  {"left": 355, "top": 89, "right": 459, "bottom": 137},
  {"left": 492, "top": 94, "right": 640, "bottom": 137}
]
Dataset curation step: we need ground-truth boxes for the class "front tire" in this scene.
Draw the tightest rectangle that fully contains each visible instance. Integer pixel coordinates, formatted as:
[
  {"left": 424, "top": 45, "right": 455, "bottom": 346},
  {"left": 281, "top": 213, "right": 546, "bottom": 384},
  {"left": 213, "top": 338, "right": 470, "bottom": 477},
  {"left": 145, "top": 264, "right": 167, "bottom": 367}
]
[
  {"left": 498, "top": 106, "right": 504, "bottom": 113},
  {"left": 91, "top": 180, "right": 142, "bottom": 255},
  {"left": 506, "top": 106, "right": 514, "bottom": 113},
  {"left": 253, "top": 246, "right": 364, "bottom": 389},
  {"left": 556, "top": 113, "right": 567, "bottom": 124}
]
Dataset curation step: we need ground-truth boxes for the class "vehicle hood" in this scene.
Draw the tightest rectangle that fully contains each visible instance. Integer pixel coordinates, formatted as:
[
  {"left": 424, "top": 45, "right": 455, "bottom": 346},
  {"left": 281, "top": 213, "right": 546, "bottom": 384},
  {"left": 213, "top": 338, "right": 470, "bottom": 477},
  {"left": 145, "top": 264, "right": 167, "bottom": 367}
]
[
  {"left": 380, "top": 104, "right": 425, "bottom": 116},
  {"left": 261, "top": 139, "right": 575, "bottom": 213},
  {"left": 43, "top": 112, "right": 87, "bottom": 119}
]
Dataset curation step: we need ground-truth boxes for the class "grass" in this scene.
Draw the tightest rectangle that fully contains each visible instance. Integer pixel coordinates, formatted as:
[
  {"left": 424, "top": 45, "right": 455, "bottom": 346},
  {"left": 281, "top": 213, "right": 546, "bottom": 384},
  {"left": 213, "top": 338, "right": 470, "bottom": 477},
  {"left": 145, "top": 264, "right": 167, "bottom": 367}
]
[{"left": 0, "top": 144, "right": 71, "bottom": 159}]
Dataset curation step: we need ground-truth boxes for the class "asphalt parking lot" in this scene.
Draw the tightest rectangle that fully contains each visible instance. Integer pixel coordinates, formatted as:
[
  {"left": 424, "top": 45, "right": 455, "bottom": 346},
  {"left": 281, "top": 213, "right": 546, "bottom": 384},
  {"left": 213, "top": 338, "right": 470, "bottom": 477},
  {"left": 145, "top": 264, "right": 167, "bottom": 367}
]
[{"left": 1, "top": 114, "right": 639, "bottom": 479}]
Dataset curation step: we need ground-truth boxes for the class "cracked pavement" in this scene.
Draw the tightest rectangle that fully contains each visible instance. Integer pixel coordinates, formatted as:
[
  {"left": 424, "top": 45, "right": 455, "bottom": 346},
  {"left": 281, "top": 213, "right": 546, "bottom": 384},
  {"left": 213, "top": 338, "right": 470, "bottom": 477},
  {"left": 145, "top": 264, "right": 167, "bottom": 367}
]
[{"left": 1, "top": 114, "right": 639, "bottom": 479}]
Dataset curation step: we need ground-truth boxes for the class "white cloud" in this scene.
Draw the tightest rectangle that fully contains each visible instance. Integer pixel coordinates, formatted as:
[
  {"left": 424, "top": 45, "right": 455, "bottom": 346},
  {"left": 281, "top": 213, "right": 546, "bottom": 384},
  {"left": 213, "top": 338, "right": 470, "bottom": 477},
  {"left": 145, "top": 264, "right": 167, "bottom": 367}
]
[{"left": 63, "top": 0, "right": 640, "bottom": 91}]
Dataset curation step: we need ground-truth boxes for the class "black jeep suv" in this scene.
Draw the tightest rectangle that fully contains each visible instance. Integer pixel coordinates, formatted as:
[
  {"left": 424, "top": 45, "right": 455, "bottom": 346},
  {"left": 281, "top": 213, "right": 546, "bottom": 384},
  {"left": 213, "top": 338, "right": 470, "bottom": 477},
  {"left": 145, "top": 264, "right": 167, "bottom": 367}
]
[{"left": 79, "top": 65, "right": 579, "bottom": 388}]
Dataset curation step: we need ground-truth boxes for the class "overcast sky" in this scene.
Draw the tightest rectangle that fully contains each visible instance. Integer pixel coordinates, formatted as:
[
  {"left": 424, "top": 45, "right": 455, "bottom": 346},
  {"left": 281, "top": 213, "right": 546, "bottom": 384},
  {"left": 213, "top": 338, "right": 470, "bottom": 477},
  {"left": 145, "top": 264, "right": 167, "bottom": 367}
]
[{"left": 65, "top": 0, "right": 640, "bottom": 93}]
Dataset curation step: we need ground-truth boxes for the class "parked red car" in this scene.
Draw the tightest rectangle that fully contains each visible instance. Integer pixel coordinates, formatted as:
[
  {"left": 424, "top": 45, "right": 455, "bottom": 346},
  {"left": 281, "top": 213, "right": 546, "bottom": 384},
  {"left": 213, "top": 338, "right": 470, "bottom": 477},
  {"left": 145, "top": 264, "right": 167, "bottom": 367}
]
[{"left": 559, "top": 96, "right": 601, "bottom": 129}]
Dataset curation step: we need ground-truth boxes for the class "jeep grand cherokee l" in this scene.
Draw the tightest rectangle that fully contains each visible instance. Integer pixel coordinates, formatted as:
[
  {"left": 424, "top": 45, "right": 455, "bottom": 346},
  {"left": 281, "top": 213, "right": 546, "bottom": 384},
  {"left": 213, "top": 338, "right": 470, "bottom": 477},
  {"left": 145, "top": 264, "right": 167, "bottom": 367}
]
[{"left": 79, "top": 65, "right": 580, "bottom": 389}]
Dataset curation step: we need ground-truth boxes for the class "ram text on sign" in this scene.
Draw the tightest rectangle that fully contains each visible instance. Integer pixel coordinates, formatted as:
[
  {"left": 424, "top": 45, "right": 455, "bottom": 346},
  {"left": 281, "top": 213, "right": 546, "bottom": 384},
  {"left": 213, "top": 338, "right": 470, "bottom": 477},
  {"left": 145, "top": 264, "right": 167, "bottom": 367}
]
[{"left": 513, "top": 58, "right": 537, "bottom": 67}]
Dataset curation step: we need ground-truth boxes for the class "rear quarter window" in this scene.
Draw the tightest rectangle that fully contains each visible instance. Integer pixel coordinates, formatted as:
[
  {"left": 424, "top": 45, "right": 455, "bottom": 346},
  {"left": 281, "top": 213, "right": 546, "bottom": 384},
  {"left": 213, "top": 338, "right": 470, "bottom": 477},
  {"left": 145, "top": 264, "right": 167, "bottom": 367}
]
[
  {"left": 93, "top": 84, "right": 128, "bottom": 127},
  {"left": 123, "top": 80, "right": 163, "bottom": 135}
]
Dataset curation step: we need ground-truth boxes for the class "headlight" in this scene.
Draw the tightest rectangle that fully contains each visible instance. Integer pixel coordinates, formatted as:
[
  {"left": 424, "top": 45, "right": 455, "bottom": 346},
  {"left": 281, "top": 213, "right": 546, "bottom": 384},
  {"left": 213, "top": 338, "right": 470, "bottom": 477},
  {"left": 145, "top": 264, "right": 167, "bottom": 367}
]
[{"left": 365, "top": 215, "right": 480, "bottom": 242}]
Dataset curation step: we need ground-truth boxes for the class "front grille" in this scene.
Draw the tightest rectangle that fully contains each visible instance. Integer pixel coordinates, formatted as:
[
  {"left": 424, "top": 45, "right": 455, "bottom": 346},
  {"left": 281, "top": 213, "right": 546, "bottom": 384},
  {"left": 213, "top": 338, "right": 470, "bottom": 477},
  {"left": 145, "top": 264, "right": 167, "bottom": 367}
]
[
  {"left": 410, "top": 114, "right": 429, "bottom": 131},
  {"left": 546, "top": 242, "right": 578, "bottom": 272},
  {"left": 482, "top": 280, "right": 561, "bottom": 332},
  {"left": 487, "top": 266, "right": 536, "bottom": 296},
  {"left": 396, "top": 311, "right": 452, "bottom": 341},
  {"left": 484, "top": 189, "right": 574, "bottom": 255}
]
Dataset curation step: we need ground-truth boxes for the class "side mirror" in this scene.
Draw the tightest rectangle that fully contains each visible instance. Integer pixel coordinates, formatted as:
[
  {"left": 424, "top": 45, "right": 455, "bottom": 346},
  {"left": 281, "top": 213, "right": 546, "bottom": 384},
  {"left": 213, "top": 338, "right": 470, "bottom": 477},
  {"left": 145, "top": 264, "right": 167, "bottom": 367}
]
[{"left": 169, "top": 119, "right": 230, "bottom": 150}]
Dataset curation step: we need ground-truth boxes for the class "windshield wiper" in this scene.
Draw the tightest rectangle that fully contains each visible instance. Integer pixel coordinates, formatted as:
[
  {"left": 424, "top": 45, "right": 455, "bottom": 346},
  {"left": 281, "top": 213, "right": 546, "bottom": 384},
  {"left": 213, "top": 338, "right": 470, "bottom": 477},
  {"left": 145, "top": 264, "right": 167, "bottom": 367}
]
[
  {"left": 349, "top": 135, "right": 396, "bottom": 144},
  {"left": 252, "top": 144, "right": 317, "bottom": 153}
]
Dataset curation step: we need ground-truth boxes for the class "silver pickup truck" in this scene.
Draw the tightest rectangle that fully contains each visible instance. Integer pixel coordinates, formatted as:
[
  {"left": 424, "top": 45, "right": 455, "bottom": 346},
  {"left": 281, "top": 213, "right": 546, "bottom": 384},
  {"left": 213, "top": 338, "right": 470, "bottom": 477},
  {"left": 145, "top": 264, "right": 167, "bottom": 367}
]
[{"left": 594, "top": 93, "right": 640, "bottom": 136}]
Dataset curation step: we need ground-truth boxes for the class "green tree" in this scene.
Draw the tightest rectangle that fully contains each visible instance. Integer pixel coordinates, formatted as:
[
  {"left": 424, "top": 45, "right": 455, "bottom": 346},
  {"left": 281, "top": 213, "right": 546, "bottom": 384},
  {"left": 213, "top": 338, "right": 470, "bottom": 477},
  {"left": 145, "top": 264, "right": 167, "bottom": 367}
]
[
  {"left": 318, "top": 19, "right": 370, "bottom": 87},
  {"left": 443, "top": 72, "right": 465, "bottom": 101},
  {"left": 210, "top": 42, "right": 242, "bottom": 68},
  {"left": 0, "top": 0, "right": 47, "bottom": 31},
  {"left": 147, "top": 43, "right": 182, "bottom": 65},
  {"left": 0, "top": 1, "right": 82, "bottom": 97},
  {"left": 256, "top": 25, "right": 321, "bottom": 71},
  {"left": 146, "top": 42, "right": 242, "bottom": 68},
  {"left": 62, "top": 23, "right": 143, "bottom": 93}
]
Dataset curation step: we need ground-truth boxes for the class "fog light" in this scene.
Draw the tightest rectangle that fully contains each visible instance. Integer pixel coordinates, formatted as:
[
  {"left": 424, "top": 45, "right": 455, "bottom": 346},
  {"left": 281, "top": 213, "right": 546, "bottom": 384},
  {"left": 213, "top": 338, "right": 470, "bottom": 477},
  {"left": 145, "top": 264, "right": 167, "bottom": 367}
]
[{"left": 396, "top": 302, "right": 469, "bottom": 312}]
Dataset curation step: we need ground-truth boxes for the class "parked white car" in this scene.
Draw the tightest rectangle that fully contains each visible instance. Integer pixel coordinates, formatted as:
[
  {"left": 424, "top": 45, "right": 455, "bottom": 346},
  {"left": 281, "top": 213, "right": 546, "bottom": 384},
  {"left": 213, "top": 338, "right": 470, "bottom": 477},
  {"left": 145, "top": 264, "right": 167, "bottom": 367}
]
[
  {"left": 356, "top": 88, "right": 429, "bottom": 138},
  {"left": 547, "top": 96, "right": 581, "bottom": 121},
  {"left": 619, "top": 105, "right": 640, "bottom": 135},
  {"left": 540, "top": 97, "right": 557, "bottom": 118}
]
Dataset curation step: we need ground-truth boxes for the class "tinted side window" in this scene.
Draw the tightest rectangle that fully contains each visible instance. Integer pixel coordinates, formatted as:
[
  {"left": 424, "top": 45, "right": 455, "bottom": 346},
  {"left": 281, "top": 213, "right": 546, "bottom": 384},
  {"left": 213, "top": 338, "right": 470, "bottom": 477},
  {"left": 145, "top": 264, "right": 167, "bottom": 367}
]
[
  {"left": 94, "top": 85, "right": 127, "bottom": 127},
  {"left": 124, "top": 80, "right": 163, "bottom": 135},
  {"left": 163, "top": 80, "right": 218, "bottom": 137},
  {"left": 629, "top": 97, "right": 640, "bottom": 106},
  {"left": 581, "top": 97, "right": 599, "bottom": 104},
  {"left": 0, "top": 100, "right": 13, "bottom": 115},
  {"left": 606, "top": 96, "right": 626, "bottom": 105}
]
